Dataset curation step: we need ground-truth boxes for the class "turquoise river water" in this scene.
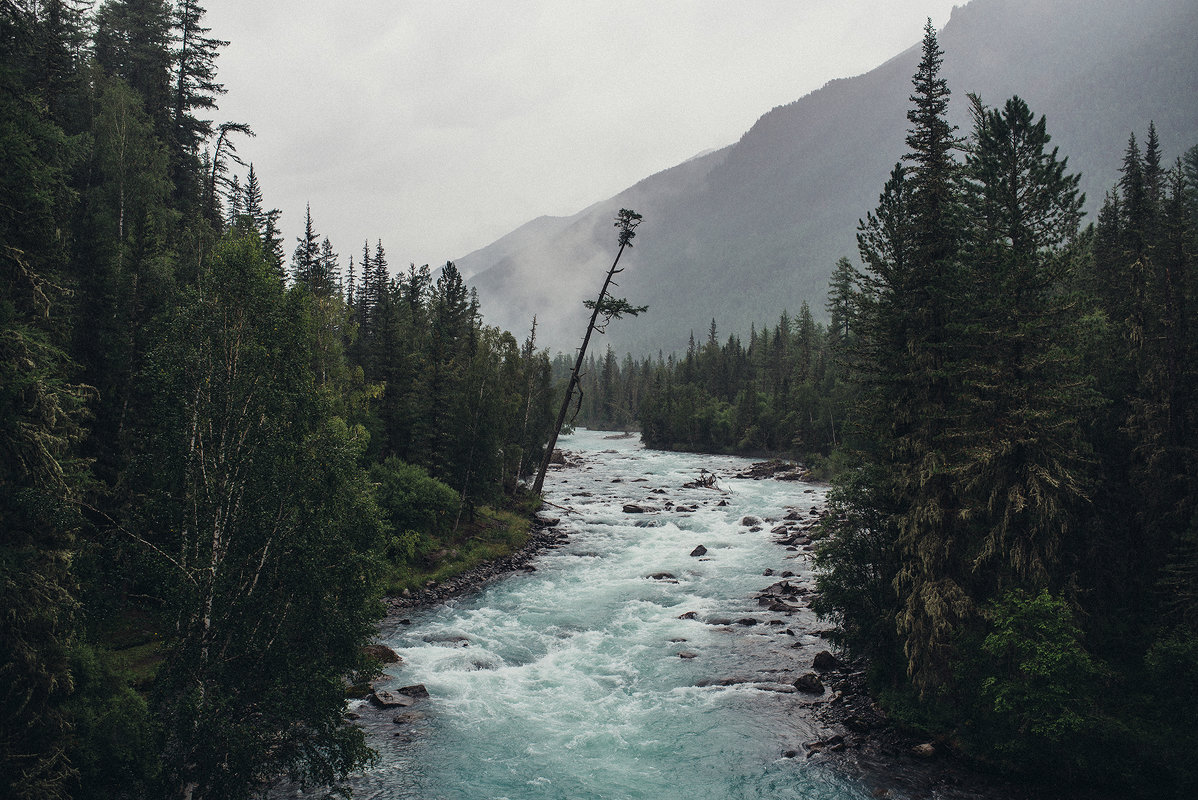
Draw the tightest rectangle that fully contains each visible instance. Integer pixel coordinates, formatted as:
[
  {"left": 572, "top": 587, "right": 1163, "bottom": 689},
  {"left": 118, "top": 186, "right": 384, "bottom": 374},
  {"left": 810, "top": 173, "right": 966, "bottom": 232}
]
[{"left": 294, "top": 429, "right": 956, "bottom": 800}]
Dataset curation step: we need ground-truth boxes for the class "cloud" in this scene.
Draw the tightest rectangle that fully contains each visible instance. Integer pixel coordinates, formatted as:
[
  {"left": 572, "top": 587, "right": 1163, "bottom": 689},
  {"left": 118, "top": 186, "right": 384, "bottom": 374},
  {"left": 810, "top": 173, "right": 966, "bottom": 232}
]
[{"left": 203, "top": 0, "right": 958, "bottom": 272}]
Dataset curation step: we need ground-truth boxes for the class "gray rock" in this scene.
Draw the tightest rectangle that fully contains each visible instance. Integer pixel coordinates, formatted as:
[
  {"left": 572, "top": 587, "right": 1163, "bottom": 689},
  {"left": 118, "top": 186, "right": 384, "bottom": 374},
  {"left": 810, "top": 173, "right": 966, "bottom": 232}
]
[
  {"left": 370, "top": 690, "right": 416, "bottom": 708},
  {"left": 794, "top": 673, "right": 825, "bottom": 694},
  {"left": 689, "top": 545, "right": 708, "bottom": 557},
  {"left": 362, "top": 643, "right": 402, "bottom": 664},
  {"left": 812, "top": 650, "right": 841, "bottom": 671},
  {"left": 912, "top": 742, "right": 936, "bottom": 758},
  {"left": 398, "top": 684, "right": 430, "bottom": 699},
  {"left": 678, "top": 651, "right": 698, "bottom": 659},
  {"left": 740, "top": 515, "right": 761, "bottom": 526},
  {"left": 423, "top": 634, "right": 470, "bottom": 647}
]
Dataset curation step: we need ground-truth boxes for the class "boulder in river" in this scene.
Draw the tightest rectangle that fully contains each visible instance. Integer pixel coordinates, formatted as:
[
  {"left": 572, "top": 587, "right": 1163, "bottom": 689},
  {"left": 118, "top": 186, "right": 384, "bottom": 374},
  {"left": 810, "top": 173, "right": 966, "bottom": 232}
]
[
  {"left": 398, "top": 683, "right": 430, "bottom": 698},
  {"left": 794, "top": 673, "right": 825, "bottom": 694},
  {"left": 647, "top": 572, "right": 677, "bottom": 581},
  {"left": 370, "top": 690, "right": 416, "bottom": 708},
  {"left": 812, "top": 650, "right": 841, "bottom": 671},
  {"left": 423, "top": 634, "right": 470, "bottom": 647},
  {"left": 740, "top": 515, "right": 761, "bottom": 526},
  {"left": 690, "top": 545, "right": 708, "bottom": 557},
  {"left": 362, "top": 643, "right": 402, "bottom": 664},
  {"left": 623, "top": 503, "right": 650, "bottom": 513},
  {"left": 912, "top": 742, "right": 936, "bottom": 758}
]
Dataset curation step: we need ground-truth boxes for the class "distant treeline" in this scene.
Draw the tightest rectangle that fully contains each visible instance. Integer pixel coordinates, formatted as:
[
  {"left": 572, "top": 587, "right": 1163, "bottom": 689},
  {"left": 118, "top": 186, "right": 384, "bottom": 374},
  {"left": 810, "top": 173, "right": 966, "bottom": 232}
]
[
  {"left": 566, "top": 22, "right": 1198, "bottom": 798},
  {"left": 2, "top": 3, "right": 554, "bottom": 799},
  {"left": 557, "top": 301, "right": 848, "bottom": 472}
]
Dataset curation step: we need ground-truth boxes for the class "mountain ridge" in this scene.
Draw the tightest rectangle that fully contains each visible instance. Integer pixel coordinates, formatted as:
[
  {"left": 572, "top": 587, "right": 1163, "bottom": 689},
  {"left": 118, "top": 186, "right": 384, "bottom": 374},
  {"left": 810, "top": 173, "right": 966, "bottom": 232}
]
[{"left": 460, "top": 0, "right": 1198, "bottom": 355}]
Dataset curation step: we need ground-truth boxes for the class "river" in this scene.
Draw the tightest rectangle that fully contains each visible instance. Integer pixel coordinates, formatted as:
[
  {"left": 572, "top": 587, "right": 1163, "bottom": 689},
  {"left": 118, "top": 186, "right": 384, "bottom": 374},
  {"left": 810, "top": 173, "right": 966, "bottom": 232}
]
[{"left": 299, "top": 429, "right": 988, "bottom": 800}]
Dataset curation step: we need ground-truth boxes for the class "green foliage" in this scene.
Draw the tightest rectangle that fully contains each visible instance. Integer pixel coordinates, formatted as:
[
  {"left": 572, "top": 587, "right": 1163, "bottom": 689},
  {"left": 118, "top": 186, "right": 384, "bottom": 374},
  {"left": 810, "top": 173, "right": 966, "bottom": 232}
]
[
  {"left": 973, "top": 590, "right": 1096, "bottom": 749},
  {"left": 581, "top": 295, "right": 648, "bottom": 321},
  {"left": 812, "top": 466, "right": 902, "bottom": 669},
  {"left": 1, "top": 18, "right": 90, "bottom": 793},
  {"left": 135, "top": 234, "right": 385, "bottom": 799},
  {"left": 372, "top": 456, "right": 458, "bottom": 551},
  {"left": 2, "top": 4, "right": 557, "bottom": 797},
  {"left": 64, "top": 645, "right": 158, "bottom": 800},
  {"left": 808, "top": 23, "right": 1198, "bottom": 795}
]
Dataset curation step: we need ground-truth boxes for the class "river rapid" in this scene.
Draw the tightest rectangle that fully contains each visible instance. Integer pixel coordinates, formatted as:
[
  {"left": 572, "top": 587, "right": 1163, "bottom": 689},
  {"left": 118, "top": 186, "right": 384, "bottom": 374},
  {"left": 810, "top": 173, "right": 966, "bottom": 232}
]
[{"left": 299, "top": 429, "right": 998, "bottom": 800}]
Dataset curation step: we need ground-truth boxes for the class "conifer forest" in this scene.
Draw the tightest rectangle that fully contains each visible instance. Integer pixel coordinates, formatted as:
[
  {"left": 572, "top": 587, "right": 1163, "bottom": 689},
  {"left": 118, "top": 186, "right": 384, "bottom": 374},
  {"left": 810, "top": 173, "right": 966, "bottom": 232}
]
[{"left": 2, "top": 3, "right": 1197, "bottom": 800}]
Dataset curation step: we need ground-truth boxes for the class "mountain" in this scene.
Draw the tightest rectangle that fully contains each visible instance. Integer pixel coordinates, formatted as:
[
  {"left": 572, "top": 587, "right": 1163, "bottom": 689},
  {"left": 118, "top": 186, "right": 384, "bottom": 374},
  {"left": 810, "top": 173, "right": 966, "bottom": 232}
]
[{"left": 457, "top": 0, "right": 1198, "bottom": 355}]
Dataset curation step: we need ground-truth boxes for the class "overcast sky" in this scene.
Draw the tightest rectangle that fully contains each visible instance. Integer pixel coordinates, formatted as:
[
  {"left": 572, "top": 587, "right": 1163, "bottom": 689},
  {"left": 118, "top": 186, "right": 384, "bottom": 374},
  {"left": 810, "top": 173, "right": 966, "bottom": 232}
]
[{"left": 202, "top": 1, "right": 961, "bottom": 272}]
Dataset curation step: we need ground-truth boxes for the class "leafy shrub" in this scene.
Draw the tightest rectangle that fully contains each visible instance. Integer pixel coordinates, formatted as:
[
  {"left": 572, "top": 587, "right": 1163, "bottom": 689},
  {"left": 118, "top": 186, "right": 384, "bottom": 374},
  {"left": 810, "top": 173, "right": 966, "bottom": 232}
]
[
  {"left": 959, "top": 588, "right": 1099, "bottom": 777},
  {"left": 370, "top": 457, "right": 459, "bottom": 558}
]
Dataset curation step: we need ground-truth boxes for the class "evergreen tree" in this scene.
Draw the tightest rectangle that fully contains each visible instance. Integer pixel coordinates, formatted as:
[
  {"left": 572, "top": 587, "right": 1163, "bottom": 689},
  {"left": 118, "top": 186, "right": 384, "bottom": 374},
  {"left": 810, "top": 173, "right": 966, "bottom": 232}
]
[
  {"left": 289, "top": 203, "right": 319, "bottom": 288},
  {"left": 93, "top": 0, "right": 172, "bottom": 136},
  {"left": 224, "top": 173, "right": 241, "bottom": 229},
  {"left": 0, "top": 18, "right": 90, "bottom": 791},
  {"left": 354, "top": 239, "right": 375, "bottom": 334},
  {"left": 955, "top": 94, "right": 1089, "bottom": 590},
  {"left": 315, "top": 236, "right": 339, "bottom": 298},
  {"left": 884, "top": 20, "right": 970, "bottom": 692},
  {"left": 826, "top": 256, "right": 860, "bottom": 345},
  {"left": 169, "top": 1, "right": 224, "bottom": 160}
]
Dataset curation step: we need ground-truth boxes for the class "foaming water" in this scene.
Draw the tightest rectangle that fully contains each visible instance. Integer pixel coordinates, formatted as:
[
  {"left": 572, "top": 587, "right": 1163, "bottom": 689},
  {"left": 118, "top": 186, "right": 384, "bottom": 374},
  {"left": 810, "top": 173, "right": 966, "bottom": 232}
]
[{"left": 327, "top": 430, "right": 876, "bottom": 800}]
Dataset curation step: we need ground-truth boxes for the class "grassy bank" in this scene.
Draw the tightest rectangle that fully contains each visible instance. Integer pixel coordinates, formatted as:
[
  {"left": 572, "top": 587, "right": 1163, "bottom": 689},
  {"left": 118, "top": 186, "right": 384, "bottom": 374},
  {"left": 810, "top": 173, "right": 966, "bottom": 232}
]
[{"left": 380, "top": 492, "right": 541, "bottom": 597}]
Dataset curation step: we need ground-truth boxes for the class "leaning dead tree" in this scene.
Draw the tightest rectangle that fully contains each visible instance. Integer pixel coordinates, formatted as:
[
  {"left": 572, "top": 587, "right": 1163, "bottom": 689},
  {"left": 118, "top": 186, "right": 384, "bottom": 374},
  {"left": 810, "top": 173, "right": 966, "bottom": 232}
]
[{"left": 531, "top": 209, "right": 647, "bottom": 495}]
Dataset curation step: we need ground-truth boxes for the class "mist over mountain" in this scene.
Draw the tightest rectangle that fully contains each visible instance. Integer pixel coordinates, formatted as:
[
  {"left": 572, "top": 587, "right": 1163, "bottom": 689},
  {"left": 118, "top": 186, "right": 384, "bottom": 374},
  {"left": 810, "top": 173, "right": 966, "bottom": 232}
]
[{"left": 458, "top": 0, "right": 1198, "bottom": 356}]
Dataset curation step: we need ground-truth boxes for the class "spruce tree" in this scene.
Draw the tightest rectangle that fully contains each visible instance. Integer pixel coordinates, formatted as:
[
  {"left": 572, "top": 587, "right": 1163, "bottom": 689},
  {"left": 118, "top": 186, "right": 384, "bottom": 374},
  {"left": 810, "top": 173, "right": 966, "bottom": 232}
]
[
  {"left": 93, "top": 0, "right": 173, "bottom": 136},
  {"left": 290, "top": 203, "right": 319, "bottom": 288},
  {"left": 169, "top": 0, "right": 226, "bottom": 203},
  {"left": 0, "top": 20, "right": 90, "bottom": 792},
  {"left": 316, "top": 236, "right": 339, "bottom": 298},
  {"left": 957, "top": 93, "right": 1089, "bottom": 591}
]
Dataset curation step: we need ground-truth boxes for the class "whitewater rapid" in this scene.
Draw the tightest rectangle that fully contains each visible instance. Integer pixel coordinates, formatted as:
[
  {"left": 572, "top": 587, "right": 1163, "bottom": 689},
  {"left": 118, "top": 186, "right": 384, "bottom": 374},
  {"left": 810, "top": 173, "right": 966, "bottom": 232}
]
[{"left": 323, "top": 429, "right": 881, "bottom": 800}]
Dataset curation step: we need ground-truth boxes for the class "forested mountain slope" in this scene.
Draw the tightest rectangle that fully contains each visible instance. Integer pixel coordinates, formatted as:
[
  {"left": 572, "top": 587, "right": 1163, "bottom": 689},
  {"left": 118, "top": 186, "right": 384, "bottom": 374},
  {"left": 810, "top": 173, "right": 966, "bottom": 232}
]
[{"left": 459, "top": 0, "right": 1198, "bottom": 354}]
